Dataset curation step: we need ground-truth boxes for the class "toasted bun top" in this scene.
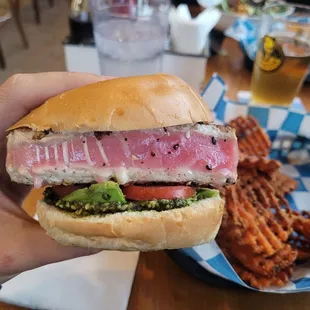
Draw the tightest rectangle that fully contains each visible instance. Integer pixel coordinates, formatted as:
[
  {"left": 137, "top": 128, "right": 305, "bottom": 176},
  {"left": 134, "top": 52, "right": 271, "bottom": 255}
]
[{"left": 8, "top": 74, "right": 213, "bottom": 133}]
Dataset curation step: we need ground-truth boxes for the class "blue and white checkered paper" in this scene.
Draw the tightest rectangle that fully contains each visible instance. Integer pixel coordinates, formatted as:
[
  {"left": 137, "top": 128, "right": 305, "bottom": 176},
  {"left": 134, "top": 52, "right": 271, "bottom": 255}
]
[
  {"left": 178, "top": 74, "right": 310, "bottom": 293},
  {"left": 224, "top": 18, "right": 258, "bottom": 60},
  {"left": 225, "top": 18, "right": 310, "bottom": 63}
]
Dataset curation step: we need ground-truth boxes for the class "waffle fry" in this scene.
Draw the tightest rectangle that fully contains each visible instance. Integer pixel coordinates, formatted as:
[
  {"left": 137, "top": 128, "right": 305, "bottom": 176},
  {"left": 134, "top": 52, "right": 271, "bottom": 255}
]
[
  {"left": 296, "top": 249, "right": 310, "bottom": 261},
  {"left": 229, "top": 116, "right": 271, "bottom": 157},
  {"left": 234, "top": 243, "right": 296, "bottom": 277},
  {"left": 218, "top": 230, "right": 296, "bottom": 277},
  {"left": 289, "top": 235, "right": 310, "bottom": 261},
  {"left": 218, "top": 183, "right": 295, "bottom": 276},
  {"left": 215, "top": 115, "right": 307, "bottom": 289},
  {"left": 232, "top": 262, "right": 294, "bottom": 289},
  {"left": 218, "top": 230, "right": 295, "bottom": 286},
  {"left": 292, "top": 211, "right": 310, "bottom": 241},
  {"left": 239, "top": 154, "right": 281, "bottom": 174},
  {"left": 224, "top": 173, "right": 293, "bottom": 248},
  {"left": 272, "top": 171, "right": 298, "bottom": 198}
]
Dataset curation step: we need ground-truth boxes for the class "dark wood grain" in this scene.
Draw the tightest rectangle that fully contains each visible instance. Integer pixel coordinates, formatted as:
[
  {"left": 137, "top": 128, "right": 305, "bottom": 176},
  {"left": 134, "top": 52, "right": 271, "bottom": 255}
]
[
  {"left": 4, "top": 38, "right": 310, "bottom": 309},
  {"left": 0, "top": 303, "right": 27, "bottom": 309},
  {"left": 128, "top": 252, "right": 310, "bottom": 310}
]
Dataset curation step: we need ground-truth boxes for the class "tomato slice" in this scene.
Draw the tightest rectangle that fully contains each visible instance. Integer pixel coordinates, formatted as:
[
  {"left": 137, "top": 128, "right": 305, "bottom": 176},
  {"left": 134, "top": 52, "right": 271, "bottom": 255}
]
[{"left": 122, "top": 185, "right": 196, "bottom": 201}]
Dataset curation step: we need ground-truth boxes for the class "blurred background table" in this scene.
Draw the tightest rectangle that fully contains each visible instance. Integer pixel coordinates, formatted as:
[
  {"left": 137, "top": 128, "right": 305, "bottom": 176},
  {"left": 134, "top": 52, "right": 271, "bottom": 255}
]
[{"left": 1, "top": 38, "right": 310, "bottom": 310}]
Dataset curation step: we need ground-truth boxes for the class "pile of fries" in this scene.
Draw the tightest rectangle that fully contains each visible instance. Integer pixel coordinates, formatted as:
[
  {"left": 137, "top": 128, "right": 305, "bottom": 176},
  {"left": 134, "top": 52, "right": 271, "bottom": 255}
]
[{"left": 216, "top": 116, "right": 309, "bottom": 289}]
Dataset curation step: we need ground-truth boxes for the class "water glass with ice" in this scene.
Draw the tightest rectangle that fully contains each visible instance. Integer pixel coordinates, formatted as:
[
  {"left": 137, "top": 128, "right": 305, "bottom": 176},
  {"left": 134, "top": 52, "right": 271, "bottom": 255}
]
[{"left": 91, "top": 0, "right": 170, "bottom": 76}]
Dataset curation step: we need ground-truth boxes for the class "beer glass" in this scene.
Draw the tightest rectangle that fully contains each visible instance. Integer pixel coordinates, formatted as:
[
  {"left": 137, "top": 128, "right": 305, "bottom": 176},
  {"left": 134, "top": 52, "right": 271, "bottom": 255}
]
[{"left": 250, "top": 3, "right": 310, "bottom": 106}]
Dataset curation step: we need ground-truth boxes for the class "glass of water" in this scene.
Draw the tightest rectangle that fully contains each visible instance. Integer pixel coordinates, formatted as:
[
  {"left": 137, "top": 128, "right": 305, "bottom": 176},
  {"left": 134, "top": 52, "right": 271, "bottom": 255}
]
[{"left": 90, "top": 0, "right": 170, "bottom": 76}]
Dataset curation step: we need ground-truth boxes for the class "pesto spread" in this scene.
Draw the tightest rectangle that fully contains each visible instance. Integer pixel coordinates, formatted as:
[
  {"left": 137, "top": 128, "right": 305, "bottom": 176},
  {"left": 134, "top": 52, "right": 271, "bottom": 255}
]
[{"left": 43, "top": 182, "right": 219, "bottom": 217}]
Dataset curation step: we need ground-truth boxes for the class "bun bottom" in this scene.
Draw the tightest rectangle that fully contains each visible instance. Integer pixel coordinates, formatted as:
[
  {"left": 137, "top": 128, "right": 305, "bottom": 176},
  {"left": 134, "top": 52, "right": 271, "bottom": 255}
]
[{"left": 37, "top": 198, "right": 224, "bottom": 251}]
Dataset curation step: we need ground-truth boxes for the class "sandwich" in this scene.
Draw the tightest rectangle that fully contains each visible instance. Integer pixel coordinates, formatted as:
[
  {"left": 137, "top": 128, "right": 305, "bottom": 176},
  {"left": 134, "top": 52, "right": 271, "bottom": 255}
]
[{"left": 6, "top": 74, "right": 238, "bottom": 251}]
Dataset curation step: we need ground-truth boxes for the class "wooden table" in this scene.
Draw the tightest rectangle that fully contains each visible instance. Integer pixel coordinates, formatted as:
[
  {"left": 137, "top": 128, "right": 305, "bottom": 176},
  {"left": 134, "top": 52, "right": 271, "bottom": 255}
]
[
  {"left": 127, "top": 39, "right": 310, "bottom": 310},
  {"left": 2, "top": 38, "right": 310, "bottom": 310}
]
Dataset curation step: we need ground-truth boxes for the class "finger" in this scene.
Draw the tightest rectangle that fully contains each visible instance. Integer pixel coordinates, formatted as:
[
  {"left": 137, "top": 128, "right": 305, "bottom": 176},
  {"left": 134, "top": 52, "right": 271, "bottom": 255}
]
[{"left": 0, "top": 72, "right": 113, "bottom": 133}]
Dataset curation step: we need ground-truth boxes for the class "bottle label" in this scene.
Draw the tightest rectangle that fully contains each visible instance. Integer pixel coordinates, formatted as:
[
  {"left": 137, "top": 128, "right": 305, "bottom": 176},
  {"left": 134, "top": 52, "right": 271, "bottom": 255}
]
[{"left": 257, "top": 35, "right": 284, "bottom": 72}]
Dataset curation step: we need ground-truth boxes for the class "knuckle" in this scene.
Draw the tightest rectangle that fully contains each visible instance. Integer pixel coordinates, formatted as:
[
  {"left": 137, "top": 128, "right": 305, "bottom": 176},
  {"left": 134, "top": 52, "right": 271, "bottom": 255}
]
[
  {"left": 0, "top": 73, "right": 31, "bottom": 103},
  {"left": 3, "top": 73, "right": 24, "bottom": 90}
]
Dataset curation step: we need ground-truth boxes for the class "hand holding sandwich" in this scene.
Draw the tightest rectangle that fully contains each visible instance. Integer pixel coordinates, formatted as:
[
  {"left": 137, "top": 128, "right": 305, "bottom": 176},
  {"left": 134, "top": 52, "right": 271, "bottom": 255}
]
[
  {"left": 1, "top": 72, "right": 238, "bottom": 283},
  {"left": 0, "top": 72, "right": 106, "bottom": 282}
]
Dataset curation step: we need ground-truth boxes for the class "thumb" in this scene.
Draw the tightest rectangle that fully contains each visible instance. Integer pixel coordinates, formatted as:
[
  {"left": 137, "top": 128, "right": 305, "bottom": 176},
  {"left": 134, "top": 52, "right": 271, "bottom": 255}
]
[{"left": 0, "top": 72, "right": 112, "bottom": 135}]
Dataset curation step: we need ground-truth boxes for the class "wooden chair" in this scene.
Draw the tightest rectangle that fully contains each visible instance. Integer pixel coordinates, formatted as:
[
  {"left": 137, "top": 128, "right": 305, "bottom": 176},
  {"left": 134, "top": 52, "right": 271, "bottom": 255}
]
[
  {"left": 0, "top": 0, "right": 29, "bottom": 69},
  {"left": 8, "top": 0, "right": 29, "bottom": 48},
  {"left": 0, "top": 8, "right": 11, "bottom": 69},
  {"left": 32, "top": 0, "right": 55, "bottom": 24},
  {"left": 0, "top": 0, "right": 56, "bottom": 69}
]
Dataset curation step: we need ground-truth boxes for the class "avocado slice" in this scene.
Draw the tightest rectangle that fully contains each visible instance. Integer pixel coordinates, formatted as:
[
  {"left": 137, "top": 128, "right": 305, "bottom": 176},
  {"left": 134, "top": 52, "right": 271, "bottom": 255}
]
[
  {"left": 62, "top": 181, "right": 126, "bottom": 204},
  {"left": 196, "top": 188, "right": 219, "bottom": 200}
]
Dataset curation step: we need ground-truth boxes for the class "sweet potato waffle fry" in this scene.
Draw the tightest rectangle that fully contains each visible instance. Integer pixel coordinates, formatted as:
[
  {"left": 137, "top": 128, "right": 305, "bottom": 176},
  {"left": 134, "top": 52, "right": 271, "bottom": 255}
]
[
  {"left": 239, "top": 154, "right": 281, "bottom": 174},
  {"left": 232, "top": 262, "right": 294, "bottom": 290},
  {"left": 222, "top": 185, "right": 289, "bottom": 255},
  {"left": 218, "top": 183, "right": 295, "bottom": 276},
  {"left": 229, "top": 116, "right": 271, "bottom": 157},
  {"left": 272, "top": 171, "right": 298, "bottom": 198},
  {"left": 216, "top": 115, "right": 306, "bottom": 289},
  {"left": 289, "top": 235, "right": 310, "bottom": 261},
  {"left": 292, "top": 211, "right": 310, "bottom": 241}
]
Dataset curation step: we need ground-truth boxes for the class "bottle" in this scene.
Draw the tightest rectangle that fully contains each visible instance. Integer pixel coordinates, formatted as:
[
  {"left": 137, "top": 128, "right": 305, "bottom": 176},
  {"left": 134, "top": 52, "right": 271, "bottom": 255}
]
[{"left": 69, "top": 0, "right": 94, "bottom": 45}]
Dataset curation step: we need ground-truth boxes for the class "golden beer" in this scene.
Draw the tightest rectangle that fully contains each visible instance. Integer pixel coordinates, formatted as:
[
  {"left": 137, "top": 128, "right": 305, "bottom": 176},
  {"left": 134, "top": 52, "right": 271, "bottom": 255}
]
[{"left": 251, "top": 35, "right": 310, "bottom": 106}]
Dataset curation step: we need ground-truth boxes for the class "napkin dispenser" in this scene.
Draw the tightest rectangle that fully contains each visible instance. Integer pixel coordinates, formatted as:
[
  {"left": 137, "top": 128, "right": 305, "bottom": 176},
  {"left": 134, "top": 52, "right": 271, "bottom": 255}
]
[{"left": 169, "top": 5, "right": 221, "bottom": 55}]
